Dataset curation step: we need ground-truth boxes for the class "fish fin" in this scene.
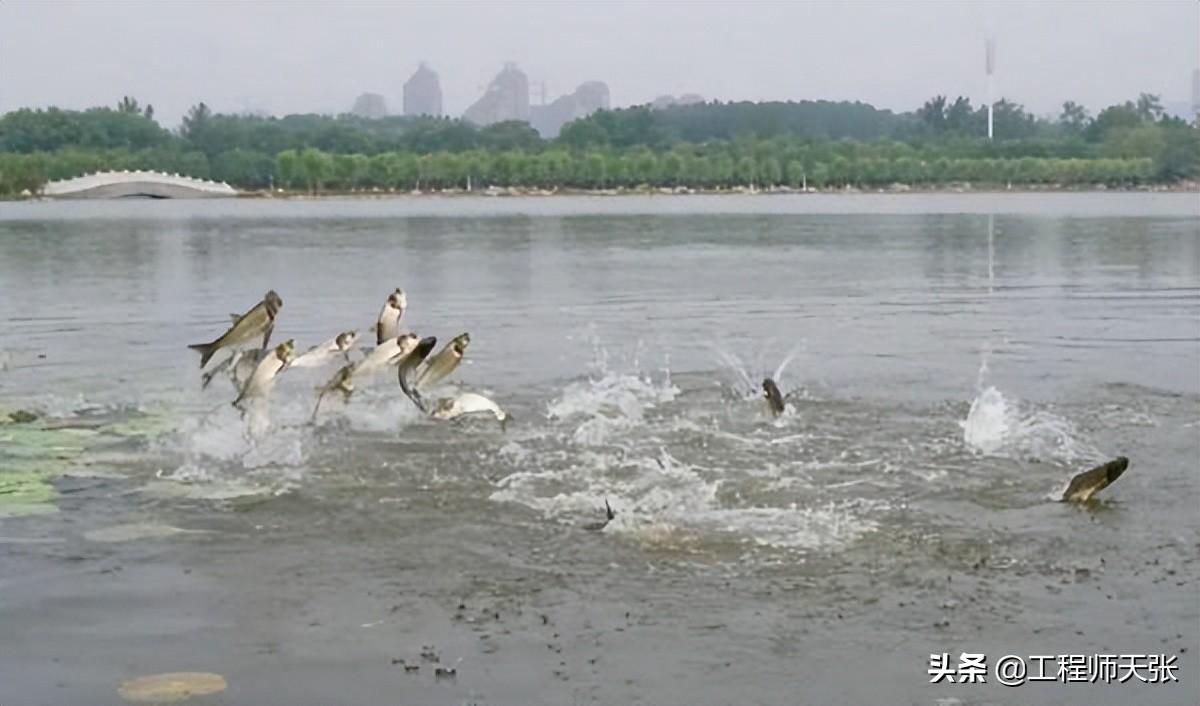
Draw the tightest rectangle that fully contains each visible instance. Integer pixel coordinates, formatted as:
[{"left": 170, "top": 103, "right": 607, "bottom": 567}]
[
  {"left": 229, "top": 313, "right": 242, "bottom": 323},
  {"left": 200, "top": 353, "right": 234, "bottom": 389},
  {"left": 398, "top": 365, "right": 428, "bottom": 412},
  {"left": 188, "top": 342, "right": 217, "bottom": 369},
  {"left": 261, "top": 323, "right": 274, "bottom": 352},
  {"left": 310, "top": 389, "right": 328, "bottom": 422}
]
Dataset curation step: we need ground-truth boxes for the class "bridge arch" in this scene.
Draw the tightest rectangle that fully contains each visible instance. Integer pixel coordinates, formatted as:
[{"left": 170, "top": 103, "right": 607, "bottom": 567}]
[{"left": 42, "top": 170, "right": 238, "bottom": 199}]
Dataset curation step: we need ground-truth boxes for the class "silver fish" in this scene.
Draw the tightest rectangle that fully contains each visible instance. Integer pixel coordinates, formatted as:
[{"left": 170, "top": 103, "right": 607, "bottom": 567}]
[
  {"left": 1061, "top": 456, "right": 1130, "bottom": 503},
  {"left": 430, "top": 392, "right": 510, "bottom": 430},
  {"left": 201, "top": 347, "right": 264, "bottom": 390},
  {"left": 311, "top": 363, "right": 356, "bottom": 422},
  {"left": 415, "top": 333, "right": 470, "bottom": 392},
  {"left": 310, "top": 334, "right": 420, "bottom": 421},
  {"left": 232, "top": 339, "right": 294, "bottom": 410},
  {"left": 375, "top": 288, "right": 407, "bottom": 344},
  {"left": 397, "top": 336, "right": 438, "bottom": 412},
  {"left": 189, "top": 290, "right": 282, "bottom": 368},
  {"left": 290, "top": 330, "right": 358, "bottom": 369},
  {"left": 356, "top": 333, "right": 420, "bottom": 378}
]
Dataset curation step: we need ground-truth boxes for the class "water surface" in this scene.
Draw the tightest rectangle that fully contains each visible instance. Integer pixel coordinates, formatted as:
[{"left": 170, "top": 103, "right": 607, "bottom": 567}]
[{"left": 1, "top": 193, "right": 1197, "bottom": 706}]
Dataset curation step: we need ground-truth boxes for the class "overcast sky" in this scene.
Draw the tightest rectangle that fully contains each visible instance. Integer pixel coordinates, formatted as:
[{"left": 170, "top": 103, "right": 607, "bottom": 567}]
[{"left": 2, "top": 1, "right": 1196, "bottom": 127}]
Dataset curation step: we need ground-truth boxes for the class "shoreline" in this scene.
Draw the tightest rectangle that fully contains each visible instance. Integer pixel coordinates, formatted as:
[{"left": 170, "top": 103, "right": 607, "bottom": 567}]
[
  {"left": 231, "top": 182, "right": 1200, "bottom": 200},
  {"left": 9, "top": 182, "right": 1198, "bottom": 203}
]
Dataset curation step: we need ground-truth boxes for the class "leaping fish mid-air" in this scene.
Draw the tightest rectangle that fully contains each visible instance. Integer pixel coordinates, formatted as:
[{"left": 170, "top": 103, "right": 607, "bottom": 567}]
[
  {"left": 415, "top": 333, "right": 470, "bottom": 393},
  {"left": 232, "top": 339, "right": 295, "bottom": 413},
  {"left": 290, "top": 330, "right": 358, "bottom": 369},
  {"left": 430, "top": 392, "right": 510, "bottom": 430},
  {"left": 189, "top": 290, "right": 283, "bottom": 368},
  {"left": 375, "top": 288, "right": 407, "bottom": 344},
  {"left": 201, "top": 347, "right": 264, "bottom": 390},
  {"left": 397, "top": 335, "right": 438, "bottom": 411},
  {"left": 310, "top": 334, "right": 420, "bottom": 421}
]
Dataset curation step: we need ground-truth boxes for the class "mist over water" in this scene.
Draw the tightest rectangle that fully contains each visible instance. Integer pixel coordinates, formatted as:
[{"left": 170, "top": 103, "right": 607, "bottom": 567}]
[{"left": 0, "top": 194, "right": 1196, "bottom": 705}]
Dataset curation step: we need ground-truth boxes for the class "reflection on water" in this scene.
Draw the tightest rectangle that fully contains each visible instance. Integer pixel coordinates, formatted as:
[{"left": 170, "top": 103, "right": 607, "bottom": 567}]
[{"left": 0, "top": 194, "right": 1196, "bottom": 706}]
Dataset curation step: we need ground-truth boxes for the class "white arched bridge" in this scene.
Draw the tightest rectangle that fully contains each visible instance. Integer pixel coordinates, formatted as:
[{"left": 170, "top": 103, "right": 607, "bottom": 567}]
[{"left": 42, "top": 170, "right": 238, "bottom": 199}]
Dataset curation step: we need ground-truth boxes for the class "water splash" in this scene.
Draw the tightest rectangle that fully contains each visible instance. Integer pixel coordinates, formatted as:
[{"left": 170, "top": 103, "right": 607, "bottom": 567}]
[
  {"left": 961, "top": 354, "right": 1101, "bottom": 463},
  {"left": 711, "top": 342, "right": 805, "bottom": 399}
]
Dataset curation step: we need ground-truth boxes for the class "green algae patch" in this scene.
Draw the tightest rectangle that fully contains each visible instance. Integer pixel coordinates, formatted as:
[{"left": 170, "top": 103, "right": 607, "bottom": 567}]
[
  {"left": 0, "top": 425, "right": 93, "bottom": 460},
  {"left": 0, "top": 472, "right": 58, "bottom": 518},
  {"left": 118, "top": 672, "right": 227, "bottom": 703},
  {"left": 102, "top": 412, "right": 178, "bottom": 440}
]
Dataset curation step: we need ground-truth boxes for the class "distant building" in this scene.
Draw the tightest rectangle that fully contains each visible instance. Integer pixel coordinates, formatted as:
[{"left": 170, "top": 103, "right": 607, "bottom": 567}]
[
  {"left": 1192, "top": 68, "right": 1200, "bottom": 118},
  {"left": 350, "top": 92, "right": 388, "bottom": 119},
  {"left": 404, "top": 63, "right": 443, "bottom": 117},
  {"left": 463, "top": 62, "right": 530, "bottom": 126},
  {"left": 530, "top": 81, "right": 611, "bottom": 137}
]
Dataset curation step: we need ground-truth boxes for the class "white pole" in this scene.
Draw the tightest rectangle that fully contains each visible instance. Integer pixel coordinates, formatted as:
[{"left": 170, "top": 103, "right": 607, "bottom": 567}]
[{"left": 986, "top": 38, "right": 995, "bottom": 140}]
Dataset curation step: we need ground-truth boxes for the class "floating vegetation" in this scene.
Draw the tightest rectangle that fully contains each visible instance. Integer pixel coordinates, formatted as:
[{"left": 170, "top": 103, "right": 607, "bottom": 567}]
[
  {"left": 0, "top": 425, "right": 93, "bottom": 460},
  {"left": 102, "top": 412, "right": 178, "bottom": 440},
  {"left": 8, "top": 409, "right": 39, "bottom": 424},
  {"left": 0, "top": 472, "right": 58, "bottom": 518},
  {"left": 117, "top": 672, "right": 227, "bottom": 703}
]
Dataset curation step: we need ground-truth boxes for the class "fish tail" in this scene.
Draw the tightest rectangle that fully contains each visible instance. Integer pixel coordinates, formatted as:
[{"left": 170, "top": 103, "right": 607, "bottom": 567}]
[{"left": 189, "top": 342, "right": 217, "bottom": 368}]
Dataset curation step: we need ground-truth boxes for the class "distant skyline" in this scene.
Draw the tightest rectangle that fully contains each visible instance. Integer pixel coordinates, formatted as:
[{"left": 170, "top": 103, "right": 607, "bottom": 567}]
[{"left": 1, "top": 1, "right": 1196, "bottom": 127}]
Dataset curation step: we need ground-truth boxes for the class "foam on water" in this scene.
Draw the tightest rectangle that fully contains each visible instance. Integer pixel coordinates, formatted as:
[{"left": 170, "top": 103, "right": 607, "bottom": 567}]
[{"left": 493, "top": 346, "right": 879, "bottom": 552}]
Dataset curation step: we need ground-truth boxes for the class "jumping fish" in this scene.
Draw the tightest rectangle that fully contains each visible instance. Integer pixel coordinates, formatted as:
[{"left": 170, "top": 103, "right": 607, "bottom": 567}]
[
  {"left": 311, "top": 363, "right": 356, "bottom": 421},
  {"left": 189, "top": 290, "right": 283, "bottom": 368},
  {"left": 1061, "top": 456, "right": 1130, "bottom": 503},
  {"left": 375, "top": 289, "right": 407, "bottom": 344},
  {"left": 356, "top": 333, "right": 420, "bottom": 378},
  {"left": 232, "top": 339, "right": 295, "bottom": 411},
  {"left": 290, "top": 330, "right": 358, "bottom": 369},
  {"left": 398, "top": 336, "right": 438, "bottom": 412},
  {"left": 762, "top": 377, "right": 786, "bottom": 417},
  {"left": 201, "top": 348, "right": 264, "bottom": 390},
  {"left": 430, "top": 392, "right": 510, "bottom": 430},
  {"left": 415, "top": 333, "right": 470, "bottom": 392},
  {"left": 310, "top": 334, "right": 420, "bottom": 421}
]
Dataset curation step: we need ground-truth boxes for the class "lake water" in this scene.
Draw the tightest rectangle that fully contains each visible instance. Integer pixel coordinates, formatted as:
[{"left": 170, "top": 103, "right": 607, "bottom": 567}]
[{"left": 0, "top": 193, "right": 1197, "bottom": 706}]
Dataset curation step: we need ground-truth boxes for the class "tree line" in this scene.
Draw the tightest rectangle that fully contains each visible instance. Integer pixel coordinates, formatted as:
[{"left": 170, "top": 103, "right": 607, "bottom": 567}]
[{"left": 0, "top": 93, "right": 1194, "bottom": 196}]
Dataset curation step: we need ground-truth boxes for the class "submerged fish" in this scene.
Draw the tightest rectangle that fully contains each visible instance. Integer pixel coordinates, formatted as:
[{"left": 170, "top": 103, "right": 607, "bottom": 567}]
[
  {"left": 375, "top": 288, "right": 407, "bottom": 344},
  {"left": 311, "top": 364, "right": 356, "bottom": 421},
  {"left": 762, "top": 377, "right": 786, "bottom": 417},
  {"left": 582, "top": 499, "right": 617, "bottom": 532},
  {"left": 232, "top": 339, "right": 294, "bottom": 410},
  {"left": 398, "top": 336, "right": 438, "bottom": 412},
  {"left": 431, "top": 392, "right": 510, "bottom": 429},
  {"left": 1061, "top": 456, "right": 1130, "bottom": 503},
  {"left": 290, "top": 330, "right": 358, "bottom": 369},
  {"left": 415, "top": 333, "right": 470, "bottom": 392},
  {"left": 189, "top": 290, "right": 283, "bottom": 368}
]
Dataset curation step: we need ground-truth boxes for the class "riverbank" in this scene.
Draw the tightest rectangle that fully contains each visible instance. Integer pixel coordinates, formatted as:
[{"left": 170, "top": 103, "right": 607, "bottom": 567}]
[{"left": 230, "top": 181, "right": 1200, "bottom": 200}]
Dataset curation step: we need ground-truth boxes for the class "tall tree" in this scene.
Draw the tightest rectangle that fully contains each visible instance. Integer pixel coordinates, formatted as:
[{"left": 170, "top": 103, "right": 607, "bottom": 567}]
[
  {"left": 116, "top": 96, "right": 141, "bottom": 114},
  {"left": 181, "top": 102, "right": 212, "bottom": 139},
  {"left": 1135, "top": 93, "right": 1163, "bottom": 122},
  {"left": 1059, "top": 101, "right": 1090, "bottom": 134}
]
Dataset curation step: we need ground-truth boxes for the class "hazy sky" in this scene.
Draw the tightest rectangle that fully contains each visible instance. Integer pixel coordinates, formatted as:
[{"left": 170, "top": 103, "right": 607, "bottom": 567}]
[{"left": 2, "top": 1, "right": 1196, "bottom": 127}]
